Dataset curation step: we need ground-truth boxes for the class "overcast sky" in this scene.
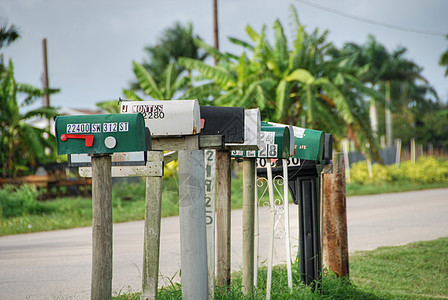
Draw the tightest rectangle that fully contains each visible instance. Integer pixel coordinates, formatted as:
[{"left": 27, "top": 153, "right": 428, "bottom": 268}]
[{"left": 2, "top": 0, "right": 447, "bottom": 110}]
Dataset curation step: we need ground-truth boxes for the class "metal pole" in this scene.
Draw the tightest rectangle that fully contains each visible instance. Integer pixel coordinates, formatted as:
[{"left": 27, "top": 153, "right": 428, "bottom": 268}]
[
  {"left": 91, "top": 155, "right": 113, "bottom": 300},
  {"left": 216, "top": 150, "right": 231, "bottom": 288},
  {"left": 242, "top": 158, "right": 255, "bottom": 295},
  {"left": 205, "top": 149, "right": 217, "bottom": 298},
  {"left": 179, "top": 150, "right": 209, "bottom": 299},
  {"left": 141, "top": 151, "right": 164, "bottom": 300},
  {"left": 265, "top": 162, "right": 275, "bottom": 300},
  {"left": 282, "top": 159, "right": 292, "bottom": 291}
]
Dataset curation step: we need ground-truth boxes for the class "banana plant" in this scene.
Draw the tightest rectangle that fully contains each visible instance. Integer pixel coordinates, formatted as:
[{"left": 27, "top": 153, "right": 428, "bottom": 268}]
[
  {"left": 0, "top": 60, "right": 59, "bottom": 177},
  {"left": 179, "top": 5, "right": 382, "bottom": 159},
  {"left": 123, "top": 61, "right": 190, "bottom": 101}
]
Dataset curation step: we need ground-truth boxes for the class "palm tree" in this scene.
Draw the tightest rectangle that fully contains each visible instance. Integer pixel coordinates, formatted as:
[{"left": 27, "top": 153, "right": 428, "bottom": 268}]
[
  {"left": 0, "top": 60, "right": 59, "bottom": 177},
  {"left": 0, "top": 21, "right": 20, "bottom": 75},
  {"left": 334, "top": 35, "right": 430, "bottom": 147},
  {"left": 439, "top": 34, "right": 448, "bottom": 77},
  {"left": 130, "top": 22, "right": 207, "bottom": 91},
  {"left": 179, "top": 5, "right": 382, "bottom": 159},
  {"left": 123, "top": 61, "right": 190, "bottom": 100}
]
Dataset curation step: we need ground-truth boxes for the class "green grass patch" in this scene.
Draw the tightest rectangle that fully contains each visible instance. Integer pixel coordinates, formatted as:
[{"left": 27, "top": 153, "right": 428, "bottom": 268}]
[
  {"left": 350, "top": 238, "right": 448, "bottom": 299},
  {"left": 346, "top": 181, "right": 448, "bottom": 196},
  {"left": 112, "top": 238, "right": 448, "bottom": 299}
]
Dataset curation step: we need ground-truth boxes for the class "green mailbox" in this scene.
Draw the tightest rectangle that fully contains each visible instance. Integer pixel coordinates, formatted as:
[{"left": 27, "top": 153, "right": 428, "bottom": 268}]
[
  {"left": 231, "top": 121, "right": 290, "bottom": 159},
  {"left": 55, "top": 113, "right": 147, "bottom": 155},
  {"left": 292, "top": 126, "right": 325, "bottom": 161}
]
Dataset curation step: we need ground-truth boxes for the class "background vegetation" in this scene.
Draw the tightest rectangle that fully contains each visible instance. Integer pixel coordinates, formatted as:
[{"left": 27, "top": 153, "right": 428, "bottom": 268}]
[
  {"left": 1, "top": 5, "right": 448, "bottom": 176},
  {"left": 1, "top": 157, "right": 447, "bottom": 236}
]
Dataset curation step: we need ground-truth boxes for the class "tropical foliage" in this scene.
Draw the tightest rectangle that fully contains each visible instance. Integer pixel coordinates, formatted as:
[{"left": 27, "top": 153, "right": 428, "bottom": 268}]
[
  {"left": 179, "top": 5, "right": 386, "bottom": 159},
  {"left": 126, "top": 22, "right": 207, "bottom": 101},
  {"left": 0, "top": 60, "right": 59, "bottom": 177},
  {"left": 439, "top": 34, "right": 448, "bottom": 77},
  {"left": 0, "top": 21, "right": 20, "bottom": 75}
]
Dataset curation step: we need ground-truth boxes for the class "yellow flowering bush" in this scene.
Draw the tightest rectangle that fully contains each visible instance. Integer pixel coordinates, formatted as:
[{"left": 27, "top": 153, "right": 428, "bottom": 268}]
[
  {"left": 163, "top": 160, "right": 179, "bottom": 179},
  {"left": 349, "top": 161, "right": 387, "bottom": 185},
  {"left": 349, "top": 156, "right": 448, "bottom": 185}
]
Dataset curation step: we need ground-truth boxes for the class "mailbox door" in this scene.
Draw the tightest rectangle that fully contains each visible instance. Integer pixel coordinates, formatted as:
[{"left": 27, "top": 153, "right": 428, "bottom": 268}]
[
  {"left": 266, "top": 122, "right": 294, "bottom": 156},
  {"left": 200, "top": 106, "right": 245, "bottom": 143},
  {"left": 292, "top": 126, "right": 324, "bottom": 161},
  {"left": 55, "top": 113, "right": 146, "bottom": 155},
  {"left": 227, "top": 109, "right": 261, "bottom": 150},
  {"left": 121, "top": 100, "right": 201, "bottom": 136}
]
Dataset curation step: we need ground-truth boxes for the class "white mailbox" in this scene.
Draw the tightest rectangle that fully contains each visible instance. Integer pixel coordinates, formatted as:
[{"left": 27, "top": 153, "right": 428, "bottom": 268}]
[
  {"left": 121, "top": 100, "right": 201, "bottom": 136},
  {"left": 266, "top": 122, "right": 295, "bottom": 156},
  {"left": 227, "top": 109, "right": 262, "bottom": 150}
]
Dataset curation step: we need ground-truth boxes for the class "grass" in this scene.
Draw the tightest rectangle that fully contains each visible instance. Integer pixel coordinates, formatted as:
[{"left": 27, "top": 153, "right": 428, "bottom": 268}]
[
  {"left": 346, "top": 181, "right": 448, "bottom": 196},
  {"left": 112, "top": 238, "right": 448, "bottom": 299}
]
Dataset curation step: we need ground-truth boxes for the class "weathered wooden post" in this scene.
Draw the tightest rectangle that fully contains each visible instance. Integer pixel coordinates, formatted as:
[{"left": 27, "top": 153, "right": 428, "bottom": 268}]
[
  {"left": 55, "top": 113, "right": 147, "bottom": 300},
  {"left": 141, "top": 150, "right": 164, "bottom": 300},
  {"left": 242, "top": 158, "right": 255, "bottom": 294},
  {"left": 235, "top": 122, "right": 293, "bottom": 299},
  {"left": 228, "top": 109, "right": 261, "bottom": 295},
  {"left": 216, "top": 150, "right": 231, "bottom": 288},
  {"left": 323, "top": 153, "right": 349, "bottom": 277},
  {"left": 200, "top": 106, "right": 246, "bottom": 290},
  {"left": 91, "top": 154, "right": 113, "bottom": 299}
]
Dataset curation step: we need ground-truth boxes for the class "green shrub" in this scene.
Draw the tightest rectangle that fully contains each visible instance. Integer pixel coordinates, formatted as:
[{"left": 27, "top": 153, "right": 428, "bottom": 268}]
[{"left": 0, "top": 184, "right": 47, "bottom": 218}]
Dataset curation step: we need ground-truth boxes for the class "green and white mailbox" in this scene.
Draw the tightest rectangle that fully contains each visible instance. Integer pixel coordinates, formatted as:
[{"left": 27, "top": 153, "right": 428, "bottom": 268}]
[
  {"left": 55, "top": 113, "right": 147, "bottom": 299},
  {"left": 291, "top": 126, "right": 324, "bottom": 161},
  {"left": 55, "top": 113, "right": 147, "bottom": 155},
  {"left": 231, "top": 121, "right": 291, "bottom": 159}
]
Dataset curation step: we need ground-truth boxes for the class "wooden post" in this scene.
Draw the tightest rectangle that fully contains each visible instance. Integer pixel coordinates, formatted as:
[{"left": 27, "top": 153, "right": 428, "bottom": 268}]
[
  {"left": 242, "top": 158, "right": 255, "bottom": 295},
  {"left": 91, "top": 155, "right": 113, "bottom": 300},
  {"left": 323, "top": 153, "right": 349, "bottom": 277},
  {"left": 216, "top": 150, "right": 231, "bottom": 288},
  {"left": 179, "top": 150, "right": 208, "bottom": 299},
  {"left": 141, "top": 151, "right": 164, "bottom": 300}
]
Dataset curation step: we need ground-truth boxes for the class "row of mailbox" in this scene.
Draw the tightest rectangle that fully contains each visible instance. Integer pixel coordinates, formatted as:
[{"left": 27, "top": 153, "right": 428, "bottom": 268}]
[{"left": 55, "top": 99, "right": 331, "bottom": 162}]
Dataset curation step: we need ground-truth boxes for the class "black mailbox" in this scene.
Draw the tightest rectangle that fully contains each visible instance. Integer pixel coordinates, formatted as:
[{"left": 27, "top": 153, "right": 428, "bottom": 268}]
[
  {"left": 200, "top": 106, "right": 245, "bottom": 143},
  {"left": 257, "top": 132, "right": 333, "bottom": 287}
]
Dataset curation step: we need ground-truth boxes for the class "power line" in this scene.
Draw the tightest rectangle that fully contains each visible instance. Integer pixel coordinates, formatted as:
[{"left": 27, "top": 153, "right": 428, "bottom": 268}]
[{"left": 293, "top": 0, "right": 447, "bottom": 37}]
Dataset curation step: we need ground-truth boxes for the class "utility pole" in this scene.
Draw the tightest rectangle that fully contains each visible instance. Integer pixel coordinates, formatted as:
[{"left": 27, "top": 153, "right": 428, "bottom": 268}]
[
  {"left": 213, "top": 0, "right": 219, "bottom": 65},
  {"left": 42, "top": 38, "right": 50, "bottom": 107}
]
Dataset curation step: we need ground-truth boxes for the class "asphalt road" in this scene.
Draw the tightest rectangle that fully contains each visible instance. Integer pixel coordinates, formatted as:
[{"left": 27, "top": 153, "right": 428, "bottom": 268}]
[{"left": 0, "top": 188, "right": 447, "bottom": 299}]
